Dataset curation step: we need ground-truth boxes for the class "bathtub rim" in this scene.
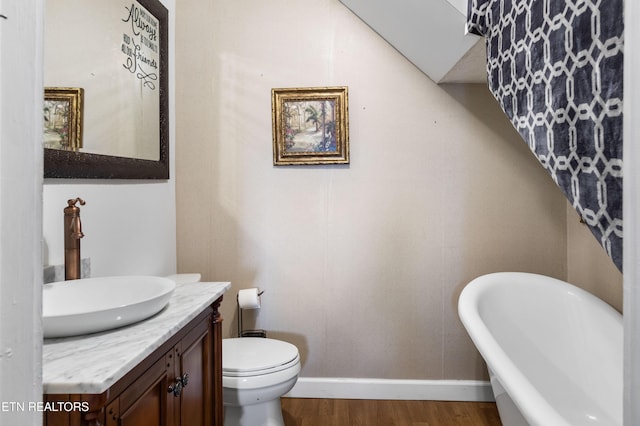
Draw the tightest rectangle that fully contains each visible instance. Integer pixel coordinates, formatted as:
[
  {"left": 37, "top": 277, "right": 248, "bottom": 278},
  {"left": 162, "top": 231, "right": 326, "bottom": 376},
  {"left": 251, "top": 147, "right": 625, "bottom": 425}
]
[{"left": 458, "top": 271, "right": 622, "bottom": 426}]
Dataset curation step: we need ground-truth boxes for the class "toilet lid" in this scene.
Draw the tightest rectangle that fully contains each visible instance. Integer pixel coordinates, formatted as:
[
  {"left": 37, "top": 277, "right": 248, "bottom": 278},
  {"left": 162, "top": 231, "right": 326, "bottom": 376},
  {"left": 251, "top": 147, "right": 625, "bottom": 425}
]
[{"left": 223, "top": 338, "right": 299, "bottom": 374}]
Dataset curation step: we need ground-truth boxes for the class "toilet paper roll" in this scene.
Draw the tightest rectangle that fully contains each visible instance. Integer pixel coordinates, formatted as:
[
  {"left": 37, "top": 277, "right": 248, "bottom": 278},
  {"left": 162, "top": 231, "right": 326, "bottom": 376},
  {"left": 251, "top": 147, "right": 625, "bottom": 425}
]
[{"left": 238, "top": 288, "right": 261, "bottom": 309}]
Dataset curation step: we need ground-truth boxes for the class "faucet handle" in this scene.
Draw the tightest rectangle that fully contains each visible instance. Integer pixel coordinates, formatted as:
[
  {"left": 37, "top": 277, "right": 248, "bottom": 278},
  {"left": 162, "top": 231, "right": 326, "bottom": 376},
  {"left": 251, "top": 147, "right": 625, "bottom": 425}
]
[{"left": 67, "top": 197, "right": 86, "bottom": 207}]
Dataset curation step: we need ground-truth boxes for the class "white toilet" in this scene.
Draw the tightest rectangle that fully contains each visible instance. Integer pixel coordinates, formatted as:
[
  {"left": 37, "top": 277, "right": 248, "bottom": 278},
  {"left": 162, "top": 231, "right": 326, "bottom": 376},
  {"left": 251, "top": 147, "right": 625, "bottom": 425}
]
[{"left": 222, "top": 337, "right": 301, "bottom": 426}]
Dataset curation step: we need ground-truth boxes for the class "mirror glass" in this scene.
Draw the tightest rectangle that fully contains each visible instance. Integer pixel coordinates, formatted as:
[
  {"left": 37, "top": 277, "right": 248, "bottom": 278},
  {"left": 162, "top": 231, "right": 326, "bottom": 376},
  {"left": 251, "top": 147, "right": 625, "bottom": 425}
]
[{"left": 43, "top": 0, "right": 168, "bottom": 179}]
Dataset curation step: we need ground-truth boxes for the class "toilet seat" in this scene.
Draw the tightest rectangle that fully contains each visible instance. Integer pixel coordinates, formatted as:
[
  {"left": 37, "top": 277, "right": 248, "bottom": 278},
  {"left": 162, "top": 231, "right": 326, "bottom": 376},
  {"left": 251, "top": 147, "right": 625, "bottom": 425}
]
[
  {"left": 222, "top": 337, "right": 301, "bottom": 425},
  {"left": 223, "top": 338, "right": 299, "bottom": 377}
]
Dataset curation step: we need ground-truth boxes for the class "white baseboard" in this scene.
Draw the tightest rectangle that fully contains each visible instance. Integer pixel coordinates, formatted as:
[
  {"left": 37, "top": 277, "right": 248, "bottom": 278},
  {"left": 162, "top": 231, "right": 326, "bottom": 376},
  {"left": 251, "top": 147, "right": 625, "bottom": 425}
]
[{"left": 284, "top": 377, "right": 494, "bottom": 402}]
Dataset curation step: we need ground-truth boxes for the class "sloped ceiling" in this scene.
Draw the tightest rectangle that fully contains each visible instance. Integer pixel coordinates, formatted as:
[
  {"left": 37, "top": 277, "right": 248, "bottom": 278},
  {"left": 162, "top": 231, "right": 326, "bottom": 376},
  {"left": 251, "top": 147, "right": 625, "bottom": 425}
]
[{"left": 339, "top": 0, "right": 487, "bottom": 83}]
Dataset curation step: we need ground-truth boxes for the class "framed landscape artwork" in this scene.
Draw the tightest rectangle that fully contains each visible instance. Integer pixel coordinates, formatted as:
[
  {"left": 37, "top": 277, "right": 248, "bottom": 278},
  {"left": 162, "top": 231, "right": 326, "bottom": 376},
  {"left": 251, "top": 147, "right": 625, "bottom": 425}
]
[
  {"left": 271, "top": 86, "right": 349, "bottom": 165},
  {"left": 43, "top": 87, "right": 84, "bottom": 151}
]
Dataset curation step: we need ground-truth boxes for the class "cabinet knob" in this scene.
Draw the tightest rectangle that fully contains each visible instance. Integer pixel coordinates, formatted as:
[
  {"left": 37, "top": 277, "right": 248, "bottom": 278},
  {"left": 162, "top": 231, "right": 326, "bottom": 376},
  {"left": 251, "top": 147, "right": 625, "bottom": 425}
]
[
  {"left": 168, "top": 373, "right": 189, "bottom": 397},
  {"left": 168, "top": 378, "right": 183, "bottom": 397}
]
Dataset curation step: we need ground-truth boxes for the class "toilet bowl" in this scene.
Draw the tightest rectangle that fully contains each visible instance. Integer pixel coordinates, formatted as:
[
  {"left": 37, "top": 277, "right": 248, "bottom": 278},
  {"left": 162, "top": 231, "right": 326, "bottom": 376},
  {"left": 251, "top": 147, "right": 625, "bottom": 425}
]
[{"left": 222, "top": 337, "right": 300, "bottom": 426}]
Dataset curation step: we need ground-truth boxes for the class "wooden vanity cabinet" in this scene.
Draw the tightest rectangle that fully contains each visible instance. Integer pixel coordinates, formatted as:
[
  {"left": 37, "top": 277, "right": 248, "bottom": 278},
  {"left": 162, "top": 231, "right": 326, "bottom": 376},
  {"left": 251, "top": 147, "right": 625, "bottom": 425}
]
[{"left": 44, "top": 297, "right": 223, "bottom": 426}]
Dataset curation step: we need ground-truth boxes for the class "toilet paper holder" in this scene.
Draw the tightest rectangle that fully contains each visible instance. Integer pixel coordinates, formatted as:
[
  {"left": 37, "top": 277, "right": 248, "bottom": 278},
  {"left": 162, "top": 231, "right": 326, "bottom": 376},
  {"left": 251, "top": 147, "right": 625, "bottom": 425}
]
[{"left": 237, "top": 290, "right": 267, "bottom": 338}]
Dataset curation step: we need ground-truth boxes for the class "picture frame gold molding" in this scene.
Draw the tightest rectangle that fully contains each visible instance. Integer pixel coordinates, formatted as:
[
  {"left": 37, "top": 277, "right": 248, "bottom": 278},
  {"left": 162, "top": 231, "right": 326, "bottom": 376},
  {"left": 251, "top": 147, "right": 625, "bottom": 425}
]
[
  {"left": 44, "top": 87, "right": 84, "bottom": 152},
  {"left": 272, "top": 86, "right": 349, "bottom": 165}
]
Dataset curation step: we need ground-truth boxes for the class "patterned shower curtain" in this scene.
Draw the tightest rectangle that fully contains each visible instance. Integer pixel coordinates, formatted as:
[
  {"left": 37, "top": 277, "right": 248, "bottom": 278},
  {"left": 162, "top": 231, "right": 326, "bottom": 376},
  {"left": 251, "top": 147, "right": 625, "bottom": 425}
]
[{"left": 467, "top": 0, "right": 624, "bottom": 271}]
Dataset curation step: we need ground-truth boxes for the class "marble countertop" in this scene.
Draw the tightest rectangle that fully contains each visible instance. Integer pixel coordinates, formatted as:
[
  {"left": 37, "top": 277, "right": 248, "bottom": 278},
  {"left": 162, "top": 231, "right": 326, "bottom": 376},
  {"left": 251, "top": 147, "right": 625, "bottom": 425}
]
[{"left": 43, "top": 281, "right": 230, "bottom": 394}]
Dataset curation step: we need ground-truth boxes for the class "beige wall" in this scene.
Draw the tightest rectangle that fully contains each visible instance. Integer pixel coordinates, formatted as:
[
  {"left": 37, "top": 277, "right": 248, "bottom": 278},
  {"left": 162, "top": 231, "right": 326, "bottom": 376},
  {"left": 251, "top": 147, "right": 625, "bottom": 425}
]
[
  {"left": 175, "top": 0, "right": 619, "bottom": 381},
  {"left": 566, "top": 205, "right": 623, "bottom": 311}
]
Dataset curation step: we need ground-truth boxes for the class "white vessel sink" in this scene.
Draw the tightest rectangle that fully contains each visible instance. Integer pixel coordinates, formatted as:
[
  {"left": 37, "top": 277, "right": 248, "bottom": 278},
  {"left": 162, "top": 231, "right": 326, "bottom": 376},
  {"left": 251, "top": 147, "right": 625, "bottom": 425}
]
[{"left": 43, "top": 276, "right": 176, "bottom": 338}]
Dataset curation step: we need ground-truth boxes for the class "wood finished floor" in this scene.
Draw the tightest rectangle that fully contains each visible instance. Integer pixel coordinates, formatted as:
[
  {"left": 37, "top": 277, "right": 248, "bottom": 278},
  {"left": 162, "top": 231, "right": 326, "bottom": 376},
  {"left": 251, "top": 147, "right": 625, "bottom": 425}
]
[{"left": 281, "top": 398, "right": 502, "bottom": 426}]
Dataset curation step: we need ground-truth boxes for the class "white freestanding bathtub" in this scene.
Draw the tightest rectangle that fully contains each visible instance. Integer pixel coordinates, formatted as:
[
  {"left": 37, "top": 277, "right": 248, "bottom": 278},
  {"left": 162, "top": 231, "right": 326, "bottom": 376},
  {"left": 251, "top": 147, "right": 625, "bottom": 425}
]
[{"left": 458, "top": 272, "right": 622, "bottom": 426}]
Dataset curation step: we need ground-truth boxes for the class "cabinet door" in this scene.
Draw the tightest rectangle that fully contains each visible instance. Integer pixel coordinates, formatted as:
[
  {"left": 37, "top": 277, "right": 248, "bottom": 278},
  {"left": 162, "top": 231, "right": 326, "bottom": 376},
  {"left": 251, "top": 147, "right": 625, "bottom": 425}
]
[
  {"left": 106, "top": 353, "right": 175, "bottom": 426},
  {"left": 176, "top": 316, "right": 213, "bottom": 426}
]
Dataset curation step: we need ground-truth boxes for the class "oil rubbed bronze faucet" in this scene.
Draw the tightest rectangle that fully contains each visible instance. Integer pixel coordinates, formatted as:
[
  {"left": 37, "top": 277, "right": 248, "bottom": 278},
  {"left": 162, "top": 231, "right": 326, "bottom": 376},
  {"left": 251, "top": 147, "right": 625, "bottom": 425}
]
[{"left": 64, "top": 198, "right": 85, "bottom": 280}]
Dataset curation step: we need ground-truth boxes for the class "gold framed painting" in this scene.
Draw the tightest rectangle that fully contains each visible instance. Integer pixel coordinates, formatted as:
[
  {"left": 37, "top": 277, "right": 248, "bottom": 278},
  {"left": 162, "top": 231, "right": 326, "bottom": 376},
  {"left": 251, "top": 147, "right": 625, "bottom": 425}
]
[
  {"left": 43, "top": 87, "right": 84, "bottom": 151},
  {"left": 272, "top": 86, "right": 349, "bottom": 165}
]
